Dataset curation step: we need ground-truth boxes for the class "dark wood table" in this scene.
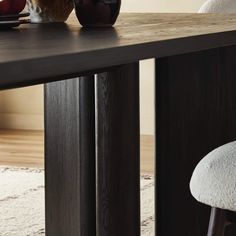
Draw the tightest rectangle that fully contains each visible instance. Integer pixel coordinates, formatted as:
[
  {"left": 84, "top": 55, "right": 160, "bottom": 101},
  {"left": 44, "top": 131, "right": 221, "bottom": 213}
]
[{"left": 1, "top": 13, "right": 236, "bottom": 236}]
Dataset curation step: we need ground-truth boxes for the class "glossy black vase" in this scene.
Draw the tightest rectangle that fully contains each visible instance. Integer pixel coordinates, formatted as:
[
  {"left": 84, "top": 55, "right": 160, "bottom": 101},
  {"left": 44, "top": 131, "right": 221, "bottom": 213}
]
[{"left": 73, "top": 0, "right": 121, "bottom": 27}]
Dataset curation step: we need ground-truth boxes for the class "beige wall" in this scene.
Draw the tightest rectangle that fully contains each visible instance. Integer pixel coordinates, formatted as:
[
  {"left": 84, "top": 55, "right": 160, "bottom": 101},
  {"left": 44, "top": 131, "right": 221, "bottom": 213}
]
[
  {"left": 0, "top": 86, "right": 44, "bottom": 130},
  {"left": 121, "top": 0, "right": 205, "bottom": 13},
  {"left": 0, "top": 0, "right": 206, "bottom": 133}
]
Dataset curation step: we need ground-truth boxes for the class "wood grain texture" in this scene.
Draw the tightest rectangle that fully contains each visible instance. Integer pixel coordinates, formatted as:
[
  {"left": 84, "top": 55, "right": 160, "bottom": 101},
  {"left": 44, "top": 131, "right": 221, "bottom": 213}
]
[
  {"left": 0, "top": 129, "right": 44, "bottom": 167},
  {"left": 44, "top": 76, "right": 96, "bottom": 236},
  {"left": 155, "top": 45, "right": 236, "bottom": 236},
  {"left": 140, "top": 135, "right": 154, "bottom": 174},
  {"left": 96, "top": 63, "right": 140, "bottom": 236},
  {"left": 2, "top": 14, "right": 236, "bottom": 88},
  {"left": 0, "top": 129, "right": 154, "bottom": 173}
]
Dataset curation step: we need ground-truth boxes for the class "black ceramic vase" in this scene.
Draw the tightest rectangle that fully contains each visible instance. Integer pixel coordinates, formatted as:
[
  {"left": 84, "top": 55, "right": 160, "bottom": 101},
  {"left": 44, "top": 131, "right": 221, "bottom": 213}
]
[{"left": 73, "top": 0, "right": 121, "bottom": 27}]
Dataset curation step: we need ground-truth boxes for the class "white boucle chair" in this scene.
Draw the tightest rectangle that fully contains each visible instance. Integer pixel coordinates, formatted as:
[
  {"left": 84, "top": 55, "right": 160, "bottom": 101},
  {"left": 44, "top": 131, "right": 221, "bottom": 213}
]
[
  {"left": 190, "top": 142, "right": 236, "bottom": 236},
  {"left": 190, "top": 3, "right": 236, "bottom": 236},
  {"left": 198, "top": 0, "right": 236, "bottom": 13}
]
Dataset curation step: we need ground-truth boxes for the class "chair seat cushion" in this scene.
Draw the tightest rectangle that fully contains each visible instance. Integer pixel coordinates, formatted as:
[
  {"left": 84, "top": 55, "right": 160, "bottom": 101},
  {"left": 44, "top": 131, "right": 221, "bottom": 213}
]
[
  {"left": 199, "top": 0, "right": 236, "bottom": 13},
  {"left": 190, "top": 141, "right": 236, "bottom": 211}
]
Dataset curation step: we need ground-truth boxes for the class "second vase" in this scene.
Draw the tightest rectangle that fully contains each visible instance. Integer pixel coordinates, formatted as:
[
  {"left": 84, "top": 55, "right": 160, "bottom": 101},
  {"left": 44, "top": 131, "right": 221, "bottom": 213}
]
[{"left": 73, "top": 0, "right": 121, "bottom": 27}]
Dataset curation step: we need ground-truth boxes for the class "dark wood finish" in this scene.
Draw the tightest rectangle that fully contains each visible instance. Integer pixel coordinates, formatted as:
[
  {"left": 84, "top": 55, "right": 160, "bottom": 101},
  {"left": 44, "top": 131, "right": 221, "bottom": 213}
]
[
  {"left": 207, "top": 208, "right": 227, "bottom": 236},
  {"left": 155, "top": 45, "right": 236, "bottom": 236},
  {"left": 2, "top": 14, "right": 236, "bottom": 88},
  {"left": 96, "top": 63, "right": 140, "bottom": 236},
  {"left": 226, "top": 210, "right": 236, "bottom": 224},
  {"left": 207, "top": 208, "right": 236, "bottom": 236},
  {"left": 44, "top": 76, "right": 96, "bottom": 236}
]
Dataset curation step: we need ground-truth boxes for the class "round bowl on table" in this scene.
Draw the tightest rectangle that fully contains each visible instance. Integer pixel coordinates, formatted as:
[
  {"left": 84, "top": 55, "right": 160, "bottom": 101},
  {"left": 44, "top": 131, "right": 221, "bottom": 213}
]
[
  {"left": 0, "top": 0, "right": 26, "bottom": 15},
  {"left": 73, "top": 0, "right": 121, "bottom": 27}
]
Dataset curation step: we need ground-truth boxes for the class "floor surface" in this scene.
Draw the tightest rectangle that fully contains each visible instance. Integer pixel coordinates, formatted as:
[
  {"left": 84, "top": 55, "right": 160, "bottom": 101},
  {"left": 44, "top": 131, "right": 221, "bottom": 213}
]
[{"left": 0, "top": 129, "right": 154, "bottom": 174}]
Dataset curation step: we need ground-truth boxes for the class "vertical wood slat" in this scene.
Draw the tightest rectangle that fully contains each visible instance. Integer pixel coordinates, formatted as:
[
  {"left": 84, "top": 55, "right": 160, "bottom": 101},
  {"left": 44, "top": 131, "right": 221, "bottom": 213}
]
[
  {"left": 155, "top": 46, "right": 236, "bottom": 236},
  {"left": 44, "top": 76, "right": 96, "bottom": 236},
  {"left": 96, "top": 63, "right": 140, "bottom": 236}
]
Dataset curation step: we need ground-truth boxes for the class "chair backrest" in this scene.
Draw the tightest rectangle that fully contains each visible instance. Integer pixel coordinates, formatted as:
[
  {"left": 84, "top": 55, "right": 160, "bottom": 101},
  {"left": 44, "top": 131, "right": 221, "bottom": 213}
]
[{"left": 199, "top": 0, "right": 236, "bottom": 13}]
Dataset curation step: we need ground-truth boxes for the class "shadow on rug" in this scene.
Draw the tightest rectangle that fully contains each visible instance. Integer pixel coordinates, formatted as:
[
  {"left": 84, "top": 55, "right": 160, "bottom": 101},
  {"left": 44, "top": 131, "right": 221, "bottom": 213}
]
[{"left": 0, "top": 167, "right": 154, "bottom": 236}]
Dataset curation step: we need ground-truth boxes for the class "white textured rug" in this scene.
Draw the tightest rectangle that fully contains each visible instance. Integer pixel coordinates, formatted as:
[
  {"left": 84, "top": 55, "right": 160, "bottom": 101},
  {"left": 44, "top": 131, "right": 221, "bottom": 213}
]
[{"left": 0, "top": 167, "right": 154, "bottom": 236}]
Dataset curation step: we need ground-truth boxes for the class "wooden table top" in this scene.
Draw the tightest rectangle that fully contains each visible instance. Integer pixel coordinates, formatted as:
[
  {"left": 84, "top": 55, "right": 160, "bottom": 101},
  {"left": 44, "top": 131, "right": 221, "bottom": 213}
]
[{"left": 1, "top": 13, "right": 236, "bottom": 89}]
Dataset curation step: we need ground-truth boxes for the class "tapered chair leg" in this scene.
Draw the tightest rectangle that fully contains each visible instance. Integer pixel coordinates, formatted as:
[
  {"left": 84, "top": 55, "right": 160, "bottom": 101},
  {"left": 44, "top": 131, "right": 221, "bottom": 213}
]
[{"left": 207, "top": 208, "right": 227, "bottom": 236}]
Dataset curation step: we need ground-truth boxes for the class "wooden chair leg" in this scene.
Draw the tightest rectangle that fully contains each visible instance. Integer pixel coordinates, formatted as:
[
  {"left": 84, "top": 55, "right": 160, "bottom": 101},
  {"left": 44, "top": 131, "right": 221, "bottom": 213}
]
[{"left": 207, "top": 208, "right": 227, "bottom": 236}]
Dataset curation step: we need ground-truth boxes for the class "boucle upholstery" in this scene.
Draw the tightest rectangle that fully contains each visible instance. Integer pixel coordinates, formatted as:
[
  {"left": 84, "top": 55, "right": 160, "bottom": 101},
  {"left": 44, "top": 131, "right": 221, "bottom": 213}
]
[
  {"left": 190, "top": 141, "right": 236, "bottom": 211},
  {"left": 198, "top": 0, "right": 236, "bottom": 13}
]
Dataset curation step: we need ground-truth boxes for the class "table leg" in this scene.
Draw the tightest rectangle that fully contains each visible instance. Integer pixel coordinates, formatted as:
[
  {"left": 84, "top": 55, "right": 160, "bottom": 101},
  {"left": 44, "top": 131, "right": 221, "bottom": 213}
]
[
  {"left": 155, "top": 46, "right": 236, "bottom": 236},
  {"left": 44, "top": 76, "right": 96, "bottom": 236},
  {"left": 96, "top": 63, "right": 140, "bottom": 236}
]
